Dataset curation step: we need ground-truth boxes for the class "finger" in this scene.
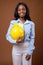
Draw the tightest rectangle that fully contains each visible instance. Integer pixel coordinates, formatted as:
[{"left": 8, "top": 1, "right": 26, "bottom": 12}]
[
  {"left": 25, "top": 57, "right": 30, "bottom": 61},
  {"left": 25, "top": 55, "right": 31, "bottom": 61}
]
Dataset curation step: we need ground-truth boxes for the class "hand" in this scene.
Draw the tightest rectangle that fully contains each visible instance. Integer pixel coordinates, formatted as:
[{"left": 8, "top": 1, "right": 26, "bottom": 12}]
[
  {"left": 16, "top": 37, "right": 22, "bottom": 43},
  {"left": 25, "top": 54, "right": 31, "bottom": 61}
]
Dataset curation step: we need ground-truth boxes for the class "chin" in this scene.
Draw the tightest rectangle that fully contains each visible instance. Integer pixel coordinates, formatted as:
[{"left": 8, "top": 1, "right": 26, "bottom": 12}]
[{"left": 20, "top": 16, "right": 25, "bottom": 18}]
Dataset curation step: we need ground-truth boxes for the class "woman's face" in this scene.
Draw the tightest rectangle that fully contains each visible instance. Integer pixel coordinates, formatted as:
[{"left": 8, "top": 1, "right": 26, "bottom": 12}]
[{"left": 18, "top": 5, "right": 26, "bottom": 18}]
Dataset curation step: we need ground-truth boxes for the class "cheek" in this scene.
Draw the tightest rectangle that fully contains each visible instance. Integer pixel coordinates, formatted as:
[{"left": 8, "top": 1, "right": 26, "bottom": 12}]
[
  {"left": 18, "top": 11, "right": 20, "bottom": 14},
  {"left": 23, "top": 11, "right": 26, "bottom": 14}
]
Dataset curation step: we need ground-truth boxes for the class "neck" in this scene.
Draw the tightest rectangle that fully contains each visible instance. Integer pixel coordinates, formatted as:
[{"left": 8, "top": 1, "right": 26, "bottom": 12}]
[{"left": 19, "top": 17, "right": 25, "bottom": 23}]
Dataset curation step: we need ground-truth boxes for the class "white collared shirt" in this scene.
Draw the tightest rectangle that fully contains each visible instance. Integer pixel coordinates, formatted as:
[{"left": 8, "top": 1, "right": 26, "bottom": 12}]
[{"left": 6, "top": 19, "right": 35, "bottom": 55}]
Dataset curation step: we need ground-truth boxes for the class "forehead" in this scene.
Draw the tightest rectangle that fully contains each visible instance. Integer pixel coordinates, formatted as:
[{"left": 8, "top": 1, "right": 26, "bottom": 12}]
[{"left": 18, "top": 5, "right": 26, "bottom": 9}]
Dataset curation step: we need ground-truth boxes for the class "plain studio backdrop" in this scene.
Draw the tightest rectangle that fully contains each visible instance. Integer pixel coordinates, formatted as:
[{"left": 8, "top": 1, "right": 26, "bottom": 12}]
[{"left": 0, "top": 0, "right": 43, "bottom": 65}]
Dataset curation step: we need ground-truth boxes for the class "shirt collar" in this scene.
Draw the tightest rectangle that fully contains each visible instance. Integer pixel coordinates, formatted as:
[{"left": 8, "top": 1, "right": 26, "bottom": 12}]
[{"left": 16, "top": 19, "right": 30, "bottom": 24}]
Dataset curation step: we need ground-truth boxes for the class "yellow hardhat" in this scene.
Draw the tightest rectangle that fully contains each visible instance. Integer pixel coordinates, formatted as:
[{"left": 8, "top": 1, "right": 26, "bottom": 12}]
[{"left": 10, "top": 23, "right": 24, "bottom": 40}]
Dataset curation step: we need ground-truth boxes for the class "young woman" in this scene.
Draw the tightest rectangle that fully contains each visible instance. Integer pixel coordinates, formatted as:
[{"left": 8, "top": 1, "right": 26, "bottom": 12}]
[{"left": 6, "top": 2, "right": 35, "bottom": 65}]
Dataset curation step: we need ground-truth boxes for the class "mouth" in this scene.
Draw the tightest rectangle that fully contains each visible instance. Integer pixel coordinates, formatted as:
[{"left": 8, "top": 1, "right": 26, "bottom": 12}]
[{"left": 20, "top": 13, "right": 25, "bottom": 16}]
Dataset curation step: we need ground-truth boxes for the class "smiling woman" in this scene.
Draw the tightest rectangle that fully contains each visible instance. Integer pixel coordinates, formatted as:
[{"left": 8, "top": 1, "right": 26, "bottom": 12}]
[
  {"left": 14, "top": 2, "right": 31, "bottom": 21},
  {"left": 6, "top": 2, "right": 35, "bottom": 65}
]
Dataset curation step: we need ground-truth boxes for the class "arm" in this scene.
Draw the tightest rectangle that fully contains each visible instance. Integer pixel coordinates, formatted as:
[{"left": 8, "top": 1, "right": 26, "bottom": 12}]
[
  {"left": 6, "top": 20, "right": 17, "bottom": 44},
  {"left": 26, "top": 22, "right": 35, "bottom": 55}
]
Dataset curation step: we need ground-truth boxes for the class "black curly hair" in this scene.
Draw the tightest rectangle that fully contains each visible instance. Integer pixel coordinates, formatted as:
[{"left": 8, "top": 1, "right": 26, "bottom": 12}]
[{"left": 14, "top": 2, "right": 31, "bottom": 21}]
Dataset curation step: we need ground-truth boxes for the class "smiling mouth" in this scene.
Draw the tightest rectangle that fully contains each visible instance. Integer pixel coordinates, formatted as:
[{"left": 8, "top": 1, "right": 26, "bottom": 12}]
[{"left": 20, "top": 13, "right": 25, "bottom": 15}]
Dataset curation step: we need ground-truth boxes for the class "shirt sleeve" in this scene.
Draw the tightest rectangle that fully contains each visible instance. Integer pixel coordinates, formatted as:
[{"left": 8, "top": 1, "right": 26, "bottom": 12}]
[
  {"left": 6, "top": 20, "right": 17, "bottom": 44},
  {"left": 26, "top": 22, "right": 35, "bottom": 55}
]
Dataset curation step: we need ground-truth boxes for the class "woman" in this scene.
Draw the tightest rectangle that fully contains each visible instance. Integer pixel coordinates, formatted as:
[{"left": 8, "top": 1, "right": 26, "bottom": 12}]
[{"left": 6, "top": 2, "right": 35, "bottom": 65}]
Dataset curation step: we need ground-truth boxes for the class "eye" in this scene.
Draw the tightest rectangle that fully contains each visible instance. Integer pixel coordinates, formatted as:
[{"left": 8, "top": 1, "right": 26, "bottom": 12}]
[
  {"left": 18, "top": 8, "right": 21, "bottom": 11},
  {"left": 22, "top": 7, "right": 26, "bottom": 10},
  {"left": 18, "top": 5, "right": 26, "bottom": 11}
]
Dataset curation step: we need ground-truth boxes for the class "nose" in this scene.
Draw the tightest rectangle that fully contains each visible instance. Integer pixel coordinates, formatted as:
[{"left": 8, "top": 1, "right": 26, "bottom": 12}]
[{"left": 20, "top": 10, "right": 23, "bottom": 13}]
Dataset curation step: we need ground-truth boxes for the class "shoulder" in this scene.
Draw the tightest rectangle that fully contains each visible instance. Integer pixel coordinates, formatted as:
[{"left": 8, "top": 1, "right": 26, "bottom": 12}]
[
  {"left": 28, "top": 20, "right": 35, "bottom": 26},
  {"left": 10, "top": 19, "right": 18, "bottom": 24},
  {"left": 30, "top": 21, "right": 35, "bottom": 28}
]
